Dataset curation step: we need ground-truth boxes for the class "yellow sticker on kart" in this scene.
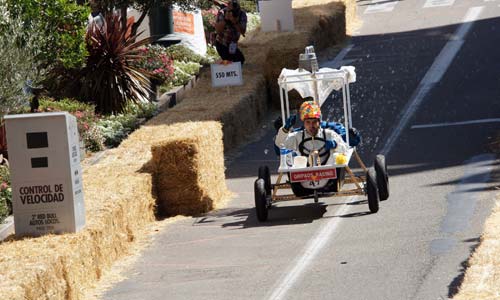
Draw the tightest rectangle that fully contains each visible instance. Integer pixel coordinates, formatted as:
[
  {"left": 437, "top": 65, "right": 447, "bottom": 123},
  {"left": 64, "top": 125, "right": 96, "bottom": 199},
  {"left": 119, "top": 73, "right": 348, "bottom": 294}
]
[{"left": 290, "top": 168, "right": 337, "bottom": 182}]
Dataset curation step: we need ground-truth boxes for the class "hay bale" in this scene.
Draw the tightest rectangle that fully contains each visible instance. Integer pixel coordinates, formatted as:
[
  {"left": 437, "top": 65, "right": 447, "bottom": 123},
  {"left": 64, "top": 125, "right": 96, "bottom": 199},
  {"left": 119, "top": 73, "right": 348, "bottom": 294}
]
[
  {"left": 452, "top": 197, "right": 500, "bottom": 300},
  {"left": 151, "top": 122, "right": 229, "bottom": 216}
]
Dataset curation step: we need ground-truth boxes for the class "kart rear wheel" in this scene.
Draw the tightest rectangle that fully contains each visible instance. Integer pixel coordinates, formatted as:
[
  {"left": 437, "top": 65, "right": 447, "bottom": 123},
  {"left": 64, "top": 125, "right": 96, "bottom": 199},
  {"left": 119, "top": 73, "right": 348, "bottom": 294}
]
[
  {"left": 366, "top": 168, "right": 379, "bottom": 213},
  {"left": 258, "top": 165, "right": 272, "bottom": 196},
  {"left": 254, "top": 179, "right": 269, "bottom": 222},
  {"left": 374, "top": 155, "right": 389, "bottom": 201}
]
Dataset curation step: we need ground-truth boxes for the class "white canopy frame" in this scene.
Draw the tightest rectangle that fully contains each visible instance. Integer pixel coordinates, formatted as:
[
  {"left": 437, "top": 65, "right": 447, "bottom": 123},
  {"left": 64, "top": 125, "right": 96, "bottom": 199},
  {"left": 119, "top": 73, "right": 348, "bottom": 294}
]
[{"left": 277, "top": 67, "right": 356, "bottom": 147}]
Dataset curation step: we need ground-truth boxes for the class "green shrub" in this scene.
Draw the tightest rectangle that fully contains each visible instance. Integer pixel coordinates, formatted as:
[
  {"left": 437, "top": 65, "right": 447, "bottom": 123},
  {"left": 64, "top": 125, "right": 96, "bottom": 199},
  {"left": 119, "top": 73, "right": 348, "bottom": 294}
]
[
  {"left": 122, "top": 101, "right": 158, "bottom": 120},
  {"left": 247, "top": 13, "right": 261, "bottom": 33},
  {"left": 5, "top": 0, "right": 89, "bottom": 69},
  {"left": 97, "top": 117, "right": 132, "bottom": 147},
  {"left": 172, "top": 67, "right": 193, "bottom": 87},
  {"left": 240, "top": 0, "right": 258, "bottom": 14},
  {"left": 165, "top": 44, "right": 211, "bottom": 65},
  {"left": 175, "top": 61, "right": 202, "bottom": 76},
  {"left": 39, "top": 97, "right": 95, "bottom": 114},
  {"left": 206, "top": 45, "right": 220, "bottom": 62}
]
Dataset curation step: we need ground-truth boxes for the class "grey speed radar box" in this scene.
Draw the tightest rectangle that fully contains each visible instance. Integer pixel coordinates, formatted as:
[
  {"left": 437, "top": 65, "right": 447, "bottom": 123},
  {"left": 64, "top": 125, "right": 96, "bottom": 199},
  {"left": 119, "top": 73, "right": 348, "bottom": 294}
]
[{"left": 4, "top": 112, "right": 85, "bottom": 236}]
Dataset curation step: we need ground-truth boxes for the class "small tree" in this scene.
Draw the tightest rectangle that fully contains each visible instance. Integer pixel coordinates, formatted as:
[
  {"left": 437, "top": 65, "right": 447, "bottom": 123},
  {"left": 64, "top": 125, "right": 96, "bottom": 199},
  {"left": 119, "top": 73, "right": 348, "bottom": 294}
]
[
  {"left": 0, "top": 1, "right": 46, "bottom": 118},
  {"left": 5, "top": 0, "right": 89, "bottom": 70}
]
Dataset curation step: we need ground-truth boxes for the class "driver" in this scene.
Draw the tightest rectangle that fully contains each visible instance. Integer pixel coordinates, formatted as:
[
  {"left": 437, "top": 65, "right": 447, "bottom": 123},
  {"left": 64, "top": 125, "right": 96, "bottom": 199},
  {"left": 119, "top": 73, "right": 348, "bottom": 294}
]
[{"left": 275, "top": 101, "right": 348, "bottom": 166}]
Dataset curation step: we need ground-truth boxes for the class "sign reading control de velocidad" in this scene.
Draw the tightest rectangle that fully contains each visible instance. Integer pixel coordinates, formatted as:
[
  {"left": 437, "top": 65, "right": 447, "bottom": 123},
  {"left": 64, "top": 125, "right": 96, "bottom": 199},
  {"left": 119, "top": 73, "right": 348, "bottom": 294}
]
[
  {"left": 4, "top": 112, "right": 85, "bottom": 236},
  {"left": 210, "top": 62, "right": 243, "bottom": 87}
]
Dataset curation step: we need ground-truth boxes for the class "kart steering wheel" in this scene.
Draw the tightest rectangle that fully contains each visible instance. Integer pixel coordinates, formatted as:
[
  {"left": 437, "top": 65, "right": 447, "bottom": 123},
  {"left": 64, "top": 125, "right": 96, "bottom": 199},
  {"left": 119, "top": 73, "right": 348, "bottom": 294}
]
[{"left": 298, "top": 136, "right": 330, "bottom": 165}]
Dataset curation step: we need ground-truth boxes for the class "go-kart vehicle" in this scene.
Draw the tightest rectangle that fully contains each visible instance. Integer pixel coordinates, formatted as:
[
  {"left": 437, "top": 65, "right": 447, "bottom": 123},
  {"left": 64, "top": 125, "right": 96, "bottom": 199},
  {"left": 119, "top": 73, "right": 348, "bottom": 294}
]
[{"left": 254, "top": 47, "right": 389, "bottom": 222}]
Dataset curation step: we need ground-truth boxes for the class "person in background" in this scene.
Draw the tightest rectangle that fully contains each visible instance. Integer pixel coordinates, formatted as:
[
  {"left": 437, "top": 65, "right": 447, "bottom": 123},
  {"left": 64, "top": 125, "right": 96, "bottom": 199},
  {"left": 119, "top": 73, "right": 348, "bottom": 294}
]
[
  {"left": 214, "top": 0, "right": 247, "bottom": 64},
  {"left": 87, "top": 0, "right": 104, "bottom": 31}
]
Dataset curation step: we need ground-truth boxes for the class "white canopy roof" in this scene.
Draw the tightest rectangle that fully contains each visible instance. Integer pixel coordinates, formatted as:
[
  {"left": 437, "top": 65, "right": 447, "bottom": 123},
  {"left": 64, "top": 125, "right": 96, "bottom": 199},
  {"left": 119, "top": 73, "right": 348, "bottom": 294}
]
[{"left": 277, "top": 66, "right": 356, "bottom": 107}]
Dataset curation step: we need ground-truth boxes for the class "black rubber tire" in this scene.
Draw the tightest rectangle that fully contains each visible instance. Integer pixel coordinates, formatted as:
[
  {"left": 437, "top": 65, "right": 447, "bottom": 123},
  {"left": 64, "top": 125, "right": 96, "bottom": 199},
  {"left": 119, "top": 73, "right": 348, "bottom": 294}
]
[
  {"left": 374, "top": 154, "right": 389, "bottom": 201},
  {"left": 258, "top": 165, "right": 272, "bottom": 196},
  {"left": 366, "top": 168, "right": 379, "bottom": 213},
  {"left": 254, "top": 179, "right": 269, "bottom": 222}
]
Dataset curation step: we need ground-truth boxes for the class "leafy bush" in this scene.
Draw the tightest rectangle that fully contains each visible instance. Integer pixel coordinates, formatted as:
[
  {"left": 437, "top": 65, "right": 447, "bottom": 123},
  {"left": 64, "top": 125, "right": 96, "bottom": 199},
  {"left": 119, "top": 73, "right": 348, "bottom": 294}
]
[
  {"left": 247, "top": 13, "right": 261, "bottom": 33},
  {"left": 37, "top": 97, "right": 105, "bottom": 152},
  {"left": 5, "top": 0, "right": 89, "bottom": 69},
  {"left": 122, "top": 101, "right": 158, "bottom": 120},
  {"left": 79, "top": 14, "right": 152, "bottom": 114},
  {"left": 165, "top": 44, "right": 211, "bottom": 65},
  {"left": 175, "top": 61, "right": 202, "bottom": 76},
  {"left": 97, "top": 101, "right": 158, "bottom": 147},
  {"left": 206, "top": 45, "right": 220, "bottom": 62},
  {"left": 38, "top": 97, "right": 95, "bottom": 114},
  {"left": 134, "top": 44, "right": 175, "bottom": 84},
  {"left": 240, "top": 0, "right": 258, "bottom": 14}
]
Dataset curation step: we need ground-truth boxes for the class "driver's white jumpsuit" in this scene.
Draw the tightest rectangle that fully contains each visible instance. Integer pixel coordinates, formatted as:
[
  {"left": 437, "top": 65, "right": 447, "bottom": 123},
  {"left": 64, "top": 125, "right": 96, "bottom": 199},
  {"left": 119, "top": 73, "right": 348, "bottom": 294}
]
[{"left": 274, "top": 127, "right": 348, "bottom": 165}]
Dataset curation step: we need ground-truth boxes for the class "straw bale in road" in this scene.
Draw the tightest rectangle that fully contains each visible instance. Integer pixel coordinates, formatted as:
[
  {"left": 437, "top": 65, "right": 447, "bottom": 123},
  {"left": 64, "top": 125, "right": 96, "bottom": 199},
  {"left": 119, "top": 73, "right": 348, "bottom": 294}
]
[{"left": 152, "top": 122, "right": 228, "bottom": 216}]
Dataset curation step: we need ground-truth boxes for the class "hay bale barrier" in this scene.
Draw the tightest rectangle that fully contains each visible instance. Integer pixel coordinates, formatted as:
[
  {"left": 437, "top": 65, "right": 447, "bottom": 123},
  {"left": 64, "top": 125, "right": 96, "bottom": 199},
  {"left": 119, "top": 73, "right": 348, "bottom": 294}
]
[
  {"left": 0, "top": 0, "right": 355, "bottom": 299},
  {"left": 453, "top": 197, "right": 500, "bottom": 300},
  {"left": 152, "top": 122, "right": 228, "bottom": 216}
]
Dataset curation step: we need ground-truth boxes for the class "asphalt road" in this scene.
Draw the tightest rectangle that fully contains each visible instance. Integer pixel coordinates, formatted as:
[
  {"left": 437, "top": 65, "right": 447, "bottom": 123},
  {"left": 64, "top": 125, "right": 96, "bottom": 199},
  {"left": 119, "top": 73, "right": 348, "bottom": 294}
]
[{"left": 104, "top": 1, "right": 500, "bottom": 299}]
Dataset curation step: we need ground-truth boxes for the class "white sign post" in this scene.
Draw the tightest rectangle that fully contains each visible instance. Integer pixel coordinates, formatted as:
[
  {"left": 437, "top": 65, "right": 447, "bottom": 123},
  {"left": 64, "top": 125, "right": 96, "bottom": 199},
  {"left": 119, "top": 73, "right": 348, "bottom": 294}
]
[
  {"left": 210, "top": 62, "right": 244, "bottom": 87},
  {"left": 4, "top": 112, "right": 85, "bottom": 236}
]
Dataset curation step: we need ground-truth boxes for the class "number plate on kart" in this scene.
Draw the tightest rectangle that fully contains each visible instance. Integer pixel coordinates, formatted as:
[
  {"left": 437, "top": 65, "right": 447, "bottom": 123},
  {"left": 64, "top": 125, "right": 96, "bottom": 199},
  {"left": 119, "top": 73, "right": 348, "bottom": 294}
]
[{"left": 290, "top": 168, "right": 337, "bottom": 182}]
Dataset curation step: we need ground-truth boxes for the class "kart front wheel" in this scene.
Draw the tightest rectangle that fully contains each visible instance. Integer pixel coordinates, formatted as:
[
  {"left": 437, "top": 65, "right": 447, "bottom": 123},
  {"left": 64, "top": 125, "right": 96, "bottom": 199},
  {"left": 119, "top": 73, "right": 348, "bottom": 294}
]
[
  {"left": 254, "top": 179, "right": 269, "bottom": 222},
  {"left": 366, "top": 168, "right": 379, "bottom": 213},
  {"left": 374, "top": 154, "right": 389, "bottom": 201}
]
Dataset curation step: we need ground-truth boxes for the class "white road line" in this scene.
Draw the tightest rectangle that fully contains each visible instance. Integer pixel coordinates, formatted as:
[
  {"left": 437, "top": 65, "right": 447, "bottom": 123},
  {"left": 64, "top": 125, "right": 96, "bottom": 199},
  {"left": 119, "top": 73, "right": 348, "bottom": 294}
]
[
  {"left": 267, "top": 198, "right": 354, "bottom": 300},
  {"left": 412, "top": 118, "right": 500, "bottom": 129},
  {"left": 380, "top": 6, "right": 484, "bottom": 156},
  {"left": 321, "top": 44, "right": 354, "bottom": 69},
  {"left": 424, "top": 0, "right": 455, "bottom": 8},
  {"left": 364, "top": 0, "right": 398, "bottom": 14}
]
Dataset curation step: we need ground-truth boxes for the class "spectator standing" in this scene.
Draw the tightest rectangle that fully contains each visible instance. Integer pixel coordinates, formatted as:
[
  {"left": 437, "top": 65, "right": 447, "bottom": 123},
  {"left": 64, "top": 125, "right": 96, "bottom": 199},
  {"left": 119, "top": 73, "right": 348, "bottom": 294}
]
[{"left": 214, "top": 0, "right": 247, "bottom": 64}]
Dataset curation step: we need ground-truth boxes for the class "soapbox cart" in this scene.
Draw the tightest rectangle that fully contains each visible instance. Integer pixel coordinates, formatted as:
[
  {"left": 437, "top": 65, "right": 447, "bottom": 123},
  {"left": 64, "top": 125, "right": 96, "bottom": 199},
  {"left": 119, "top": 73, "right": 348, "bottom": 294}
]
[{"left": 254, "top": 63, "right": 389, "bottom": 222}]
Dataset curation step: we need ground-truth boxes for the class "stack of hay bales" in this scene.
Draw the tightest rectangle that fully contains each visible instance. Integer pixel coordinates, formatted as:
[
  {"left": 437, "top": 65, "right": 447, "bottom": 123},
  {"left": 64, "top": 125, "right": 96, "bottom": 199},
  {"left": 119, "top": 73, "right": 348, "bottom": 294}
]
[{"left": 0, "top": 0, "right": 356, "bottom": 299}]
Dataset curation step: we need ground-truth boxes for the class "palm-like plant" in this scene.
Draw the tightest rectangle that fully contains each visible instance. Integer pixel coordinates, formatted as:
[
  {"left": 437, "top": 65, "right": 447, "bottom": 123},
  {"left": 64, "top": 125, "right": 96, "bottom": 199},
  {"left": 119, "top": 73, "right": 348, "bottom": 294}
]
[{"left": 80, "top": 14, "right": 153, "bottom": 114}]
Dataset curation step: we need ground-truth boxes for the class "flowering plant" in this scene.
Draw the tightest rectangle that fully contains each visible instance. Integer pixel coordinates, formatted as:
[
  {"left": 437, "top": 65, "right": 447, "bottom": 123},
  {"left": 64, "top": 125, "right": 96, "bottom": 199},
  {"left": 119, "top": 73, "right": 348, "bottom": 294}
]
[
  {"left": 135, "top": 45, "right": 174, "bottom": 84},
  {"left": 0, "top": 160, "right": 11, "bottom": 222}
]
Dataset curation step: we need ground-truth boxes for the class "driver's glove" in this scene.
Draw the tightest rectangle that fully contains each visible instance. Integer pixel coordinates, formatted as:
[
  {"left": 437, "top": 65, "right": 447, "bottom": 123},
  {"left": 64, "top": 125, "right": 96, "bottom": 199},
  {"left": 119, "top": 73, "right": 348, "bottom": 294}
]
[
  {"left": 283, "top": 115, "right": 297, "bottom": 132},
  {"left": 325, "top": 139, "right": 337, "bottom": 151}
]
